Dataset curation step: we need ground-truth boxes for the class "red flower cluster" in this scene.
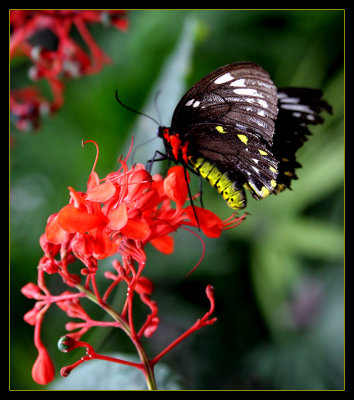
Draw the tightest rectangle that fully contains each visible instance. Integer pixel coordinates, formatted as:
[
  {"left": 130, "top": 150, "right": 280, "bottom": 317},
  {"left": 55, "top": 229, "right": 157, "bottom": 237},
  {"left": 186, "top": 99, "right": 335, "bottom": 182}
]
[
  {"left": 10, "top": 10, "right": 128, "bottom": 131},
  {"left": 21, "top": 141, "right": 245, "bottom": 388}
]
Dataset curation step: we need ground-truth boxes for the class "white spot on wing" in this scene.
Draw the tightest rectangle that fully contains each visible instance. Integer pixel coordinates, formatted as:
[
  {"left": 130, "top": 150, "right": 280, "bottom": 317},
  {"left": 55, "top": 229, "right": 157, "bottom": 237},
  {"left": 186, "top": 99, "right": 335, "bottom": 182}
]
[
  {"left": 230, "top": 78, "right": 246, "bottom": 87},
  {"left": 257, "top": 99, "right": 268, "bottom": 109},
  {"left": 281, "top": 97, "right": 300, "bottom": 104},
  {"left": 214, "top": 73, "right": 234, "bottom": 84},
  {"left": 281, "top": 104, "right": 314, "bottom": 113},
  {"left": 185, "top": 99, "right": 194, "bottom": 106},
  {"left": 234, "top": 88, "right": 263, "bottom": 97},
  {"left": 193, "top": 100, "right": 200, "bottom": 107}
]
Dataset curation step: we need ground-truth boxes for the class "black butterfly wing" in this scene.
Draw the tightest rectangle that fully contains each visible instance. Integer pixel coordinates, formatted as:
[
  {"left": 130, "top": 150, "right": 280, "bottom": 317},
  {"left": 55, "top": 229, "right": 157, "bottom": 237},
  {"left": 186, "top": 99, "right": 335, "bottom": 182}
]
[
  {"left": 166, "top": 62, "right": 331, "bottom": 209},
  {"left": 171, "top": 62, "right": 279, "bottom": 147},
  {"left": 186, "top": 122, "right": 279, "bottom": 205},
  {"left": 273, "top": 88, "right": 333, "bottom": 192}
]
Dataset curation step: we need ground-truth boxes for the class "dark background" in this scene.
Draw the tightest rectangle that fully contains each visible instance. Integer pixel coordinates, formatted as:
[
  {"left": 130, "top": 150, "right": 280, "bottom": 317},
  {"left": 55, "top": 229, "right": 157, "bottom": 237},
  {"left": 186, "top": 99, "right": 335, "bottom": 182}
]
[{"left": 10, "top": 9, "right": 344, "bottom": 390}]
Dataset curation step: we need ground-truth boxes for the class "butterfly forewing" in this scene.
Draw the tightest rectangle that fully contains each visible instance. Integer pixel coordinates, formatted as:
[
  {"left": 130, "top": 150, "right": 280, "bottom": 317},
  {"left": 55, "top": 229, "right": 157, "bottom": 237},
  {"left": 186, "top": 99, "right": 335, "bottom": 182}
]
[{"left": 171, "top": 62, "right": 279, "bottom": 146}]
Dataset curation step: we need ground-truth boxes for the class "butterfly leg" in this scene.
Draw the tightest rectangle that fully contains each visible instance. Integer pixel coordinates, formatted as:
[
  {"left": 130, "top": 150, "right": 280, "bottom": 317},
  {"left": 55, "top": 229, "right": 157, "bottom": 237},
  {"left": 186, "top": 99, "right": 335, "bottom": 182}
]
[
  {"left": 183, "top": 165, "right": 201, "bottom": 231},
  {"left": 146, "top": 150, "right": 169, "bottom": 173},
  {"left": 198, "top": 176, "right": 204, "bottom": 209}
]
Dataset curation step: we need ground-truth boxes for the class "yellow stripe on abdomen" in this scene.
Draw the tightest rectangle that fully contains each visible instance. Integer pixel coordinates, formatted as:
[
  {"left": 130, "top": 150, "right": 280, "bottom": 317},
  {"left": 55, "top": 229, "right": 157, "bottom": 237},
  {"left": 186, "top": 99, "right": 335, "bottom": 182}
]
[{"left": 189, "top": 157, "right": 246, "bottom": 210}]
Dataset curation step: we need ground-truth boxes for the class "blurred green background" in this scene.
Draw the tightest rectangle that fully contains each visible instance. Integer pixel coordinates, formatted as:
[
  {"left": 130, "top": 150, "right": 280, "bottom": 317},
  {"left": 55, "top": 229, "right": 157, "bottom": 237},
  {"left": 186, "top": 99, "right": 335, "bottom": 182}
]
[{"left": 10, "top": 10, "right": 344, "bottom": 390}]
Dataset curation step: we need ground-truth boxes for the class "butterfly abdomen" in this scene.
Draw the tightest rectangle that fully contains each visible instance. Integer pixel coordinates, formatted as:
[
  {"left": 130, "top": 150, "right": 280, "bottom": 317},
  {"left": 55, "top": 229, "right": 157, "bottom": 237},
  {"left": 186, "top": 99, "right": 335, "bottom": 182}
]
[{"left": 189, "top": 156, "right": 247, "bottom": 209}]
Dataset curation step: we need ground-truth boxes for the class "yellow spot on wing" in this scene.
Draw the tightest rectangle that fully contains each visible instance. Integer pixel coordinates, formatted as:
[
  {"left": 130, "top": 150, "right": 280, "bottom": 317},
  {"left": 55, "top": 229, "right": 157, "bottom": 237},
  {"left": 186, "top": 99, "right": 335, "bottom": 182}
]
[
  {"left": 260, "top": 186, "right": 270, "bottom": 197},
  {"left": 215, "top": 125, "right": 226, "bottom": 134},
  {"left": 258, "top": 149, "right": 268, "bottom": 155},
  {"left": 246, "top": 182, "right": 271, "bottom": 199},
  {"left": 237, "top": 134, "right": 248, "bottom": 144}
]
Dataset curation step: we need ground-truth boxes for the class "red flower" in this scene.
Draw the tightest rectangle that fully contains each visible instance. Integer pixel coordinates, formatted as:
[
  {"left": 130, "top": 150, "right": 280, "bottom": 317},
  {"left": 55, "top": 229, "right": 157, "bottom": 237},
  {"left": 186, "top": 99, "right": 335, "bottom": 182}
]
[
  {"left": 22, "top": 140, "right": 245, "bottom": 387},
  {"left": 10, "top": 10, "right": 128, "bottom": 131},
  {"left": 41, "top": 140, "right": 246, "bottom": 276}
]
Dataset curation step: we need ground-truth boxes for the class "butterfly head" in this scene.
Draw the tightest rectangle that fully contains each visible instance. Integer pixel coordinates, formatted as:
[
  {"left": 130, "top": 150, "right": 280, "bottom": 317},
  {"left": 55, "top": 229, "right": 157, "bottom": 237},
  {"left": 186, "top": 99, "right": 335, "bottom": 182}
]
[{"left": 158, "top": 126, "right": 189, "bottom": 165}]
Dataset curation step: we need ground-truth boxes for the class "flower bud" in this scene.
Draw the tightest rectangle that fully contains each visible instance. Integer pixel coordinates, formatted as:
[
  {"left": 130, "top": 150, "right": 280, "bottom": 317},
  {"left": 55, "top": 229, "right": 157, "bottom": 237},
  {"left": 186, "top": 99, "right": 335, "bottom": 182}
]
[{"left": 31, "top": 346, "right": 55, "bottom": 385}]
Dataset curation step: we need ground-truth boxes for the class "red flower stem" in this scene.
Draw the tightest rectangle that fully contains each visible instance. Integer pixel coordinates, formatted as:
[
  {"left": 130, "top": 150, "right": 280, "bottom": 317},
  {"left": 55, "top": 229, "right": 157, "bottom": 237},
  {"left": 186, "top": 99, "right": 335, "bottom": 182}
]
[
  {"left": 67, "top": 339, "right": 143, "bottom": 369},
  {"left": 73, "top": 16, "right": 108, "bottom": 73},
  {"left": 33, "top": 304, "right": 50, "bottom": 350},
  {"left": 89, "top": 274, "right": 104, "bottom": 306},
  {"left": 66, "top": 320, "right": 120, "bottom": 329},
  {"left": 151, "top": 285, "right": 216, "bottom": 366},
  {"left": 82, "top": 140, "right": 99, "bottom": 173},
  {"left": 137, "top": 313, "right": 154, "bottom": 339},
  {"left": 102, "top": 276, "right": 122, "bottom": 302},
  {"left": 75, "top": 282, "right": 157, "bottom": 390},
  {"left": 89, "top": 351, "right": 143, "bottom": 369},
  {"left": 151, "top": 317, "right": 216, "bottom": 367},
  {"left": 36, "top": 292, "right": 85, "bottom": 308},
  {"left": 127, "top": 286, "right": 136, "bottom": 338},
  {"left": 121, "top": 257, "right": 145, "bottom": 319}
]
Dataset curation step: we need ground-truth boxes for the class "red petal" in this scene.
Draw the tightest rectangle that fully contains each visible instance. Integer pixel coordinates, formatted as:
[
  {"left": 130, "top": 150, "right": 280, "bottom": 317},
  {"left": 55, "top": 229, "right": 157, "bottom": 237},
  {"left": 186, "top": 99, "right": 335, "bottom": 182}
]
[
  {"left": 58, "top": 205, "right": 103, "bottom": 233},
  {"left": 127, "top": 169, "right": 152, "bottom": 201},
  {"left": 45, "top": 214, "right": 67, "bottom": 244},
  {"left": 164, "top": 166, "right": 188, "bottom": 208},
  {"left": 87, "top": 180, "right": 116, "bottom": 202},
  {"left": 107, "top": 203, "right": 128, "bottom": 230},
  {"left": 120, "top": 218, "right": 151, "bottom": 240},
  {"left": 185, "top": 206, "right": 222, "bottom": 238},
  {"left": 150, "top": 235, "right": 174, "bottom": 254},
  {"left": 86, "top": 171, "right": 100, "bottom": 191}
]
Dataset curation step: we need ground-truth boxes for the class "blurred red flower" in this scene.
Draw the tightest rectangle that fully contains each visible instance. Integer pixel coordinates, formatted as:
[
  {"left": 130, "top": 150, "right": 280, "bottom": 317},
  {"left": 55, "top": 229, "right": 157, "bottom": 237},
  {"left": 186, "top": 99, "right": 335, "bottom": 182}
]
[{"left": 10, "top": 10, "right": 128, "bottom": 131}]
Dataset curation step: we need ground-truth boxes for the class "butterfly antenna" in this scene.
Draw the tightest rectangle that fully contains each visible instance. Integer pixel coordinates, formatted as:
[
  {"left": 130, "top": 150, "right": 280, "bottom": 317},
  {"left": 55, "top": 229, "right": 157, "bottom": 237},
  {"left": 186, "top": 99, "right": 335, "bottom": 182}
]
[
  {"left": 153, "top": 89, "right": 162, "bottom": 126},
  {"left": 115, "top": 90, "right": 160, "bottom": 126},
  {"left": 131, "top": 136, "right": 159, "bottom": 165}
]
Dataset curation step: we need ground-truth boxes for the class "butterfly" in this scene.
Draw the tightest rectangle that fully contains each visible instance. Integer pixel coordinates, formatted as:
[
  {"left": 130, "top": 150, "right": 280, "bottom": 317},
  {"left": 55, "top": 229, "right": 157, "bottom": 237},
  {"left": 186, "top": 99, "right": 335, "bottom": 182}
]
[{"left": 152, "top": 62, "right": 332, "bottom": 210}]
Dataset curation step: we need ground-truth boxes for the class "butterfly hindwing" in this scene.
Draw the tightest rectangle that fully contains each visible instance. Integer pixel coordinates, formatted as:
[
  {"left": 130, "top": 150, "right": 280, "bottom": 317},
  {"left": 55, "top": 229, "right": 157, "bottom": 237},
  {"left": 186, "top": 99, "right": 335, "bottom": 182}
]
[
  {"left": 186, "top": 122, "right": 279, "bottom": 203},
  {"left": 273, "top": 88, "right": 333, "bottom": 192}
]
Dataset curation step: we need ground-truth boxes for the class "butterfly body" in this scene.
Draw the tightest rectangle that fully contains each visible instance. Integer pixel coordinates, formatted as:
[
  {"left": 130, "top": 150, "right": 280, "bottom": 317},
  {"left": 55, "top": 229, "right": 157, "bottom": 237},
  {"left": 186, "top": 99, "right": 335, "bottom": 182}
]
[{"left": 158, "top": 62, "right": 331, "bottom": 210}]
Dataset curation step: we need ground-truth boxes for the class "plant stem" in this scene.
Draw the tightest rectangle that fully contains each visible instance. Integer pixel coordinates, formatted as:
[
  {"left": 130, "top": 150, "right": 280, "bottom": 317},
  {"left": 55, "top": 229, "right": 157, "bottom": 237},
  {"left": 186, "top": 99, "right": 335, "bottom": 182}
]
[{"left": 75, "top": 283, "right": 157, "bottom": 390}]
